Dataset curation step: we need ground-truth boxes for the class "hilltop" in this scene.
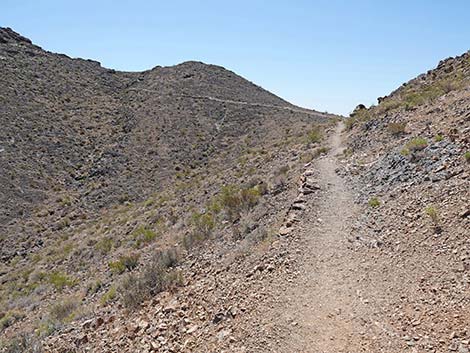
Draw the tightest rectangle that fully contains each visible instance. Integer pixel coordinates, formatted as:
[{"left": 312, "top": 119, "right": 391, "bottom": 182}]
[
  {"left": 0, "top": 28, "right": 335, "bottom": 352},
  {"left": 1, "top": 27, "right": 468, "bottom": 353}
]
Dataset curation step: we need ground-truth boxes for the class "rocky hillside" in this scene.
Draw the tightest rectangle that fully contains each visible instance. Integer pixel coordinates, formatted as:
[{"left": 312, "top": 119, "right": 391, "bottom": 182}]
[
  {"left": 0, "top": 28, "right": 335, "bottom": 351},
  {"left": 2, "top": 26, "right": 468, "bottom": 353},
  {"left": 343, "top": 52, "right": 470, "bottom": 352}
]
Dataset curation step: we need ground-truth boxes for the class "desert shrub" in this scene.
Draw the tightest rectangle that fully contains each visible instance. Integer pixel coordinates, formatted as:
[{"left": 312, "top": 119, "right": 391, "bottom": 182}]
[
  {"left": 341, "top": 147, "right": 353, "bottom": 158},
  {"left": 306, "top": 127, "right": 322, "bottom": 144},
  {"left": 86, "top": 280, "right": 102, "bottom": 295},
  {"left": 376, "top": 99, "right": 402, "bottom": 114},
  {"left": 118, "top": 273, "right": 146, "bottom": 309},
  {"left": 239, "top": 187, "right": 261, "bottom": 209},
  {"left": 219, "top": 185, "right": 242, "bottom": 217},
  {"left": 345, "top": 117, "right": 356, "bottom": 131},
  {"left": 118, "top": 249, "right": 182, "bottom": 309},
  {"left": 108, "top": 260, "right": 126, "bottom": 274},
  {"left": 131, "top": 225, "right": 157, "bottom": 248},
  {"left": 218, "top": 184, "right": 261, "bottom": 220},
  {"left": 100, "top": 286, "right": 117, "bottom": 306},
  {"left": 184, "top": 212, "right": 215, "bottom": 249},
  {"left": 400, "top": 148, "right": 410, "bottom": 156},
  {"left": 368, "top": 197, "right": 380, "bottom": 208},
  {"left": 48, "top": 272, "right": 75, "bottom": 292},
  {"left": 109, "top": 253, "right": 139, "bottom": 274},
  {"left": 312, "top": 146, "right": 330, "bottom": 158},
  {"left": 275, "top": 165, "right": 290, "bottom": 176},
  {"left": 387, "top": 122, "right": 407, "bottom": 136},
  {"left": 434, "top": 134, "right": 444, "bottom": 142},
  {"left": 157, "top": 248, "right": 179, "bottom": 268},
  {"left": 0, "top": 313, "right": 15, "bottom": 331},
  {"left": 254, "top": 182, "right": 269, "bottom": 195},
  {"left": 425, "top": 206, "right": 439, "bottom": 225},
  {"left": 401, "top": 137, "right": 428, "bottom": 155},
  {"left": 35, "top": 320, "right": 56, "bottom": 338},
  {"left": 352, "top": 108, "right": 371, "bottom": 121},
  {"left": 464, "top": 151, "right": 470, "bottom": 163},
  {"left": 0, "top": 333, "right": 43, "bottom": 353},
  {"left": 425, "top": 206, "right": 441, "bottom": 233},
  {"left": 191, "top": 212, "right": 215, "bottom": 237},
  {"left": 49, "top": 298, "right": 78, "bottom": 322},
  {"left": 95, "top": 237, "right": 114, "bottom": 254}
]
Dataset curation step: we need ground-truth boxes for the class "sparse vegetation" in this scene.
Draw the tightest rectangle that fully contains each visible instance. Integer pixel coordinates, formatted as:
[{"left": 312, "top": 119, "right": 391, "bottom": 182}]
[
  {"left": 191, "top": 211, "right": 215, "bottom": 237},
  {"left": 306, "top": 127, "right": 323, "bottom": 144},
  {"left": 368, "top": 197, "right": 381, "bottom": 208},
  {"left": 345, "top": 118, "right": 356, "bottom": 131},
  {"left": 109, "top": 253, "right": 140, "bottom": 274},
  {"left": 49, "top": 298, "right": 79, "bottom": 322},
  {"left": 131, "top": 225, "right": 158, "bottom": 248},
  {"left": 434, "top": 134, "right": 444, "bottom": 142},
  {"left": 464, "top": 151, "right": 470, "bottom": 163},
  {"left": 401, "top": 137, "right": 428, "bottom": 155},
  {"left": 118, "top": 249, "right": 181, "bottom": 309},
  {"left": 425, "top": 206, "right": 441, "bottom": 233},
  {"left": 100, "top": 286, "right": 117, "bottom": 305},
  {"left": 0, "top": 333, "right": 43, "bottom": 353},
  {"left": 48, "top": 272, "right": 76, "bottom": 292},
  {"left": 312, "top": 146, "right": 330, "bottom": 158},
  {"left": 425, "top": 206, "right": 439, "bottom": 224},
  {"left": 342, "top": 147, "right": 353, "bottom": 158},
  {"left": 95, "top": 237, "right": 114, "bottom": 254},
  {"left": 217, "top": 184, "right": 262, "bottom": 221},
  {"left": 0, "top": 312, "right": 16, "bottom": 331},
  {"left": 387, "top": 122, "right": 407, "bottom": 136}
]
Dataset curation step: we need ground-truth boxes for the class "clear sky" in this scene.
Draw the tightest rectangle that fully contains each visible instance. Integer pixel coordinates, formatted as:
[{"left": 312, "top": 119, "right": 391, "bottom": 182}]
[{"left": 2, "top": 0, "right": 470, "bottom": 115}]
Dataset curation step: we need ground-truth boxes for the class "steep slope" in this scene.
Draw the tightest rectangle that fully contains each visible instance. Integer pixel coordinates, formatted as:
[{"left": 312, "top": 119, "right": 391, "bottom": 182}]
[
  {"left": 0, "top": 28, "right": 336, "bottom": 350},
  {"left": 0, "top": 26, "right": 329, "bottom": 257},
  {"left": 201, "top": 52, "right": 469, "bottom": 353},
  {"left": 342, "top": 52, "right": 470, "bottom": 352}
]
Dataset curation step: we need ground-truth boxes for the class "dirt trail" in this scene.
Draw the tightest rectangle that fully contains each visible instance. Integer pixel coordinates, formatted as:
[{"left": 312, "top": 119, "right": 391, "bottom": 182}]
[
  {"left": 247, "top": 122, "right": 395, "bottom": 353},
  {"left": 128, "top": 88, "right": 329, "bottom": 117}
]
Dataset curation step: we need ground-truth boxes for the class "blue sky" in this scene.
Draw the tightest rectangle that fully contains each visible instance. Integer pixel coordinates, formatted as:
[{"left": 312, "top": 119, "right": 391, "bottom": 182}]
[{"left": 2, "top": 0, "right": 470, "bottom": 115}]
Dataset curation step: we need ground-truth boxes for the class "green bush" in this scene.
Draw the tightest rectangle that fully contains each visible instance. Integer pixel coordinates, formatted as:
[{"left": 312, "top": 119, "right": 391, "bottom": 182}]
[
  {"left": 0, "top": 313, "right": 15, "bottom": 331},
  {"left": 118, "top": 249, "right": 182, "bottom": 309},
  {"left": 95, "top": 237, "right": 114, "bottom": 254},
  {"left": 425, "top": 206, "right": 439, "bottom": 225},
  {"left": 131, "top": 225, "right": 157, "bottom": 248},
  {"left": 401, "top": 137, "right": 428, "bottom": 155},
  {"left": 100, "top": 286, "right": 117, "bottom": 306},
  {"left": 109, "top": 253, "right": 140, "bottom": 274},
  {"left": 218, "top": 184, "right": 261, "bottom": 221},
  {"left": 0, "top": 333, "right": 43, "bottom": 353},
  {"left": 345, "top": 117, "right": 356, "bottom": 131},
  {"left": 387, "top": 122, "right": 407, "bottom": 136},
  {"left": 376, "top": 99, "right": 402, "bottom": 114},
  {"left": 306, "top": 127, "right": 322, "bottom": 143},
  {"left": 434, "top": 134, "right": 444, "bottom": 142},
  {"left": 191, "top": 212, "right": 215, "bottom": 237},
  {"left": 49, "top": 298, "right": 78, "bottom": 322},
  {"left": 464, "top": 151, "right": 470, "bottom": 163},
  {"left": 48, "top": 272, "right": 75, "bottom": 291},
  {"left": 368, "top": 197, "right": 380, "bottom": 208}
]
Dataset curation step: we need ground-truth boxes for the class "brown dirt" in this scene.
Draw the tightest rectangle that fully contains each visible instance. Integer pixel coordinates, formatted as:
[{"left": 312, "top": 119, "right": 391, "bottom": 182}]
[{"left": 243, "top": 122, "right": 403, "bottom": 353}]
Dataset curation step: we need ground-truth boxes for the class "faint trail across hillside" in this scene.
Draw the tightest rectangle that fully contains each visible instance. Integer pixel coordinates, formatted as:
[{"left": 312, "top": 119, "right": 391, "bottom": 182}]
[
  {"left": 126, "top": 88, "right": 330, "bottom": 117},
  {"left": 246, "top": 122, "right": 397, "bottom": 352}
]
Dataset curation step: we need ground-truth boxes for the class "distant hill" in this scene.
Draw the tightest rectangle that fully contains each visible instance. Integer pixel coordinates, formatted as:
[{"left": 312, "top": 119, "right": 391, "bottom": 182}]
[
  {"left": 0, "top": 28, "right": 335, "bottom": 349},
  {"left": 0, "top": 27, "right": 329, "bottom": 256}
]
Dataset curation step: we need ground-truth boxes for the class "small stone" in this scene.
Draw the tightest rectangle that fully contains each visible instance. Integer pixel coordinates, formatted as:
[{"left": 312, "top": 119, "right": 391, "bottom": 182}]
[
  {"left": 213, "top": 312, "right": 225, "bottom": 324},
  {"left": 76, "top": 334, "right": 88, "bottom": 345},
  {"left": 186, "top": 324, "right": 198, "bottom": 334}
]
